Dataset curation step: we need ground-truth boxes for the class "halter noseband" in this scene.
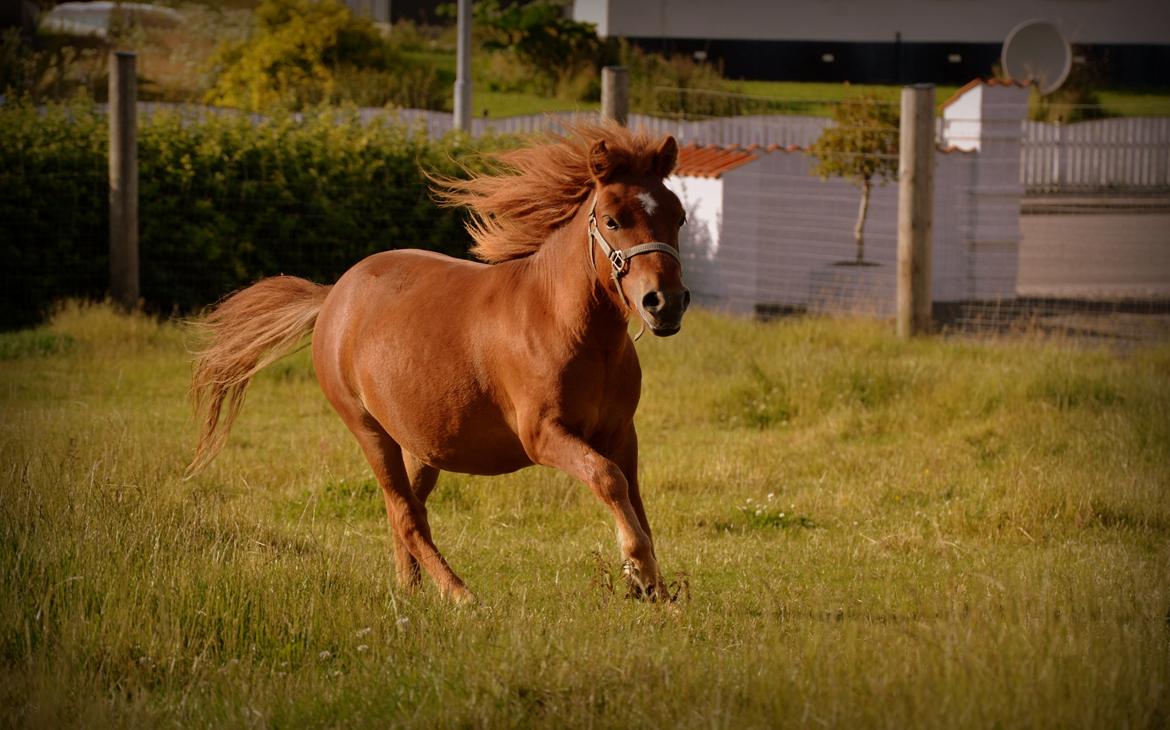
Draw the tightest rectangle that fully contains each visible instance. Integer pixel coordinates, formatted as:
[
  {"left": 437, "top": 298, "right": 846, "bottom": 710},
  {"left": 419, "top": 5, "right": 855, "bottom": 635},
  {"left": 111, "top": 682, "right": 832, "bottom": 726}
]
[{"left": 586, "top": 195, "right": 682, "bottom": 316}]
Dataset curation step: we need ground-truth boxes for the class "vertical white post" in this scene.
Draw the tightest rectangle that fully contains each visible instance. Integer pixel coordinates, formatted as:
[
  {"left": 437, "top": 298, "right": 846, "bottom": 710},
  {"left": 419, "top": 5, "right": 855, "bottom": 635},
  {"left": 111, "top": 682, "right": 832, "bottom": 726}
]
[
  {"left": 897, "top": 84, "right": 935, "bottom": 338},
  {"left": 109, "top": 51, "right": 139, "bottom": 309},
  {"left": 1056, "top": 121, "right": 1066, "bottom": 188},
  {"left": 453, "top": 0, "right": 472, "bottom": 131},
  {"left": 601, "top": 66, "right": 629, "bottom": 126}
]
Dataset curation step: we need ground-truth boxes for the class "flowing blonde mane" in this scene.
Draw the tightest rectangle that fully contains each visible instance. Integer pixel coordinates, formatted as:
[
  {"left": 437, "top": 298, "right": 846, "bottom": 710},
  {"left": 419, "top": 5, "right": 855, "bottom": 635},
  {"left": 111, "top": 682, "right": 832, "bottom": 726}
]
[{"left": 431, "top": 121, "right": 671, "bottom": 263}]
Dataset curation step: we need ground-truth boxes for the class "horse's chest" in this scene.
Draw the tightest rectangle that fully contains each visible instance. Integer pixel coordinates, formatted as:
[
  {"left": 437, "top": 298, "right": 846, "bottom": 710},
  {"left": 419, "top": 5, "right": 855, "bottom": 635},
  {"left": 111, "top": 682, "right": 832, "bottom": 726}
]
[{"left": 551, "top": 356, "right": 640, "bottom": 434}]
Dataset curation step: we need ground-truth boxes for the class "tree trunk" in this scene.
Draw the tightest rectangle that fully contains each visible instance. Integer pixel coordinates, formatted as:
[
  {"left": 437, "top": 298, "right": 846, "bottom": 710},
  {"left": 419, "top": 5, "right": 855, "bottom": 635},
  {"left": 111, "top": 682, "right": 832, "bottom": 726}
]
[{"left": 854, "top": 179, "right": 871, "bottom": 264}]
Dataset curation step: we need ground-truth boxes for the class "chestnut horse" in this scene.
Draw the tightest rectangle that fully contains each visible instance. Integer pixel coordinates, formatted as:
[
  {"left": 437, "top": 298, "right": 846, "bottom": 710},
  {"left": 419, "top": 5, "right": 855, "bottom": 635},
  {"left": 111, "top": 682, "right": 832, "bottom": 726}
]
[{"left": 189, "top": 123, "right": 690, "bottom": 602}]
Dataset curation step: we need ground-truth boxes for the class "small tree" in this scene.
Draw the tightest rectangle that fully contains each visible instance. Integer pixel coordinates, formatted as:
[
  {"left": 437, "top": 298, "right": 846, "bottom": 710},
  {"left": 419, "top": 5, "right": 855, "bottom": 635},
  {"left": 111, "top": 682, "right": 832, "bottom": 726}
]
[
  {"left": 808, "top": 94, "right": 899, "bottom": 264},
  {"left": 468, "top": 0, "right": 601, "bottom": 97}
]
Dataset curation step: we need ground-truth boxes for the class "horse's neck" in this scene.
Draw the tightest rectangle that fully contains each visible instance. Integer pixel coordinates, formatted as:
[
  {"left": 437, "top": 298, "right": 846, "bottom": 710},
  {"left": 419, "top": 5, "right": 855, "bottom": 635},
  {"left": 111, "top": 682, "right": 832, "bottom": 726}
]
[{"left": 528, "top": 209, "right": 628, "bottom": 348}]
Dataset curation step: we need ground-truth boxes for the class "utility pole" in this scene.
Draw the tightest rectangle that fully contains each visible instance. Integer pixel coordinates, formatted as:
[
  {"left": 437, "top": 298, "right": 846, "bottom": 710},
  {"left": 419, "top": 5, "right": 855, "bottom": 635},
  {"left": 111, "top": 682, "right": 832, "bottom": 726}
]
[{"left": 453, "top": 0, "right": 471, "bottom": 131}]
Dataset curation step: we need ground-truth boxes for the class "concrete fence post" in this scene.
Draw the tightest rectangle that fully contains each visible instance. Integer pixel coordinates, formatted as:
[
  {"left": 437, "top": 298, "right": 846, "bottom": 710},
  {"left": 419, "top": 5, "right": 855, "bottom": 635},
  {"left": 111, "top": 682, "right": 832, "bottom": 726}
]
[
  {"left": 601, "top": 66, "right": 629, "bottom": 126},
  {"left": 109, "top": 51, "right": 139, "bottom": 310},
  {"left": 896, "top": 84, "right": 935, "bottom": 338}
]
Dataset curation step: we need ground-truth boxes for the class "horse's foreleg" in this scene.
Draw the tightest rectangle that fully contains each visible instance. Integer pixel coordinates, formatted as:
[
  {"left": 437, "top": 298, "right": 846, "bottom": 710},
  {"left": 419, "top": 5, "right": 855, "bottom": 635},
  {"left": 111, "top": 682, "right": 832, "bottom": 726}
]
[
  {"left": 353, "top": 421, "right": 472, "bottom": 603},
  {"left": 530, "top": 422, "right": 666, "bottom": 599},
  {"left": 393, "top": 454, "right": 440, "bottom": 591},
  {"left": 612, "top": 425, "right": 655, "bottom": 559}
]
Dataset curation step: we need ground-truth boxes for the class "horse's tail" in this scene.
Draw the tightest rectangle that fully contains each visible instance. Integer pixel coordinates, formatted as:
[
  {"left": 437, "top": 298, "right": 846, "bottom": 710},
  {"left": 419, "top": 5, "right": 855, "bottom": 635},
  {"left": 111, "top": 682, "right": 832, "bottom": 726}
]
[{"left": 187, "top": 275, "right": 331, "bottom": 476}]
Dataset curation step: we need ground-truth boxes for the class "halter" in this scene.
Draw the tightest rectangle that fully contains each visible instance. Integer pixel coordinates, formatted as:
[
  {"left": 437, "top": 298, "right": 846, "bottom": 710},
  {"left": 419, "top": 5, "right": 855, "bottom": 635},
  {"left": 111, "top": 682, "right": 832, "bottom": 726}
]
[{"left": 587, "top": 196, "right": 682, "bottom": 340}]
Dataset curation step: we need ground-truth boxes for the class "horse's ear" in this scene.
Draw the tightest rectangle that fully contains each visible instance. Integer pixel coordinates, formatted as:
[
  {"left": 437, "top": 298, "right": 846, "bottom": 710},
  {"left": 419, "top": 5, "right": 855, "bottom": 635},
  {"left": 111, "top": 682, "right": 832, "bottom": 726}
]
[
  {"left": 589, "top": 139, "right": 613, "bottom": 182},
  {"left": 653, "top": 135, "right": 679, "bottom": 179}
]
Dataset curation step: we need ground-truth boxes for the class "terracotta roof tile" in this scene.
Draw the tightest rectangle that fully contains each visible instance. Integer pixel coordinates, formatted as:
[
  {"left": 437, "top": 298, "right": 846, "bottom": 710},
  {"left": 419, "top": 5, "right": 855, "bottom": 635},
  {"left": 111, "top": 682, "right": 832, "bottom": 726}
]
[
  {"left": 940, "top": 77, "right": 1031, "bottom": 110},
  {"left": 674, "top": 144, "right": 755, "bottom": 178},
  {"left": 937, "top": 145, "right": 977, "bottom": 155},
  {"left": 673, "top": 142, "right": 815, "bottom": 178}
]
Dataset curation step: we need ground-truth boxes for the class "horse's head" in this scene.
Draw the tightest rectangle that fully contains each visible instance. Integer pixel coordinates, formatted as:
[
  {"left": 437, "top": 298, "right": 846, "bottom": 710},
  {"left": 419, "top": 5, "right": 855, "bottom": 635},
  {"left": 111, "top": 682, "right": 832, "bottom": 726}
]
[{"left": 588, "top": 135, "right": 690, "bottom": 337}]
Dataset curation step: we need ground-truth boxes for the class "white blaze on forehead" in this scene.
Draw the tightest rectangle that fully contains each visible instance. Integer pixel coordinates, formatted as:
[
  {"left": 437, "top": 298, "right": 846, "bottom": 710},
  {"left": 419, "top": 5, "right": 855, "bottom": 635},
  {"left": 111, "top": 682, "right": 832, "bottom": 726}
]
[{"left": 636, "top": 191, "right": 658, "bottom": 216}]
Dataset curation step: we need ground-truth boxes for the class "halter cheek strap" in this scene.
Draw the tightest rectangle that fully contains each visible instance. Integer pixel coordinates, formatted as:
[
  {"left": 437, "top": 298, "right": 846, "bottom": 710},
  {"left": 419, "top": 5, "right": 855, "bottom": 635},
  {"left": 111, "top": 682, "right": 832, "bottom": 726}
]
[{"left": 587, "top": 196, "right": 682, "bottom": 340}]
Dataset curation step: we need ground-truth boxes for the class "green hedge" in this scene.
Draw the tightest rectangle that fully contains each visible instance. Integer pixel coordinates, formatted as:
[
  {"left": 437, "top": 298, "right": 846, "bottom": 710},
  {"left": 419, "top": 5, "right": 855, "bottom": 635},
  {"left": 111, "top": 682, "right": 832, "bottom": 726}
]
[{"left": 0, "top": 102, "right": 496, "bottom": 329}]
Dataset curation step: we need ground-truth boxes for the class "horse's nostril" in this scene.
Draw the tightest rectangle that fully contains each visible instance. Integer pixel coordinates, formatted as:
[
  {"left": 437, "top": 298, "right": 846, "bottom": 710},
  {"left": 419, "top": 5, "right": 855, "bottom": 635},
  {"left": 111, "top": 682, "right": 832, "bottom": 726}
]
[
  {"left": 642, "top": 290, "right": 664, "bottom": 312},
  {"left": 682, "top": 289, "right": 691, "bottom": 311}
]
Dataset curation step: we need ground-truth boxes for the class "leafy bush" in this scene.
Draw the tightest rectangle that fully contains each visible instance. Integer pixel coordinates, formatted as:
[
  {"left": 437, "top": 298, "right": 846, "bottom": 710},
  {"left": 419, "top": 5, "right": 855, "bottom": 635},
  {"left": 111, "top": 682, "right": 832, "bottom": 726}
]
[
  {"left": 1028, "top": 81, "right": 1109, "bottom": 123},
  {"left": 993, "top": 52, "right": 1110, "bottom": 123},
  {"left": 0, "top": 28, "right": 107, "bottom": 101},
  {"left": 621, "top": 42, "right": 747, "bottom": 119},
  {"left": 205, "top": 0, "right": 445, "bottom": 111},
  {"left": 0, "top": 100, "right": 108, "bottom": 330},
  {"left": 0, "top": 101, "right": 502, "bottom": 329},
  {"left": 468, "top": 0, "right": 602, "bottom": 99}
]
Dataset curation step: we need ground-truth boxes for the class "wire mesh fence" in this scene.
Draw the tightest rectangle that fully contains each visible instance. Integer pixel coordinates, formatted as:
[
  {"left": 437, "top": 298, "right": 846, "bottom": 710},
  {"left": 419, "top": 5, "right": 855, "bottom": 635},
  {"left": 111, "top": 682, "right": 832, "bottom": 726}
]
[
  {"left": 5, "top": 81, "right": 1168, "bottom": 346},
  {"left": 661, "top": 84, "right": 1170, "bottom": 347}
]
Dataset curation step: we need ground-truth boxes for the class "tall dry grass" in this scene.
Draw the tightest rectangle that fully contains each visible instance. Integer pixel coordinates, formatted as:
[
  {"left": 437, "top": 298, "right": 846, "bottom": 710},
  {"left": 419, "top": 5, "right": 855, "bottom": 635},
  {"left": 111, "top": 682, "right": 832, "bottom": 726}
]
[{"left": 1, "top": 303, "right": 1167, "bottom": 728}]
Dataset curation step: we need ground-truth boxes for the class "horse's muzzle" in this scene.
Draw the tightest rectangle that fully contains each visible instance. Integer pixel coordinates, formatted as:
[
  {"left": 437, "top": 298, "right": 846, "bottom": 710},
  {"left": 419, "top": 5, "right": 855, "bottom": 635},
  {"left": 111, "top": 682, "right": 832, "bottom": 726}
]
[{"left": 638, "top": 288, "right": 690, "bottom": 336}]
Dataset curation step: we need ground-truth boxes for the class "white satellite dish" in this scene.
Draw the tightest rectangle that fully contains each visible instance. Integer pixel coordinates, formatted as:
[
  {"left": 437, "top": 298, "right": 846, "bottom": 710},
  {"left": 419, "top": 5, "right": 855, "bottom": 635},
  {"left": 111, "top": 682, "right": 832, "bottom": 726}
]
[{"left": 1001, "top": 19, "right": 1072, "bottom": 95}]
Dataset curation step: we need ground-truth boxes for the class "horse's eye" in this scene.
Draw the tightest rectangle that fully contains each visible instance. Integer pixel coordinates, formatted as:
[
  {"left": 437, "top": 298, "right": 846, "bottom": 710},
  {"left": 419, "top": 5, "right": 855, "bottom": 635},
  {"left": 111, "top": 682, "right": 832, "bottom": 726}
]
[
  {"left": 604, "top": 217, "right": 619, "bottom": 231},
  {"left": 679, "top": 215, "right": 687, "bottom": 228}
]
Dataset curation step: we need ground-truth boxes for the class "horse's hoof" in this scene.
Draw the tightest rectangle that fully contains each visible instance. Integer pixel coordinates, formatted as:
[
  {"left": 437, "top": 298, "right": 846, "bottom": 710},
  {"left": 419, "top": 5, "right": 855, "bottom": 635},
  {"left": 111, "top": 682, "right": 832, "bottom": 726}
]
[
  {"left": 448, "top": 585, "right": 478, "bottom": 605},
  {"left": 621, "top": 560, "right": 669, "bottom": 603}
]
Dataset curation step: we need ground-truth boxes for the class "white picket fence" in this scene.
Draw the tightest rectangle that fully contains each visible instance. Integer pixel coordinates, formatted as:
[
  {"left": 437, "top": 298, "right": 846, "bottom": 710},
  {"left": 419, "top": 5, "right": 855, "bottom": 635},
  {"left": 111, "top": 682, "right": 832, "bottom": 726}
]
[{"left": 1021, "top": 117, "right": 1170, "bottom": 192}]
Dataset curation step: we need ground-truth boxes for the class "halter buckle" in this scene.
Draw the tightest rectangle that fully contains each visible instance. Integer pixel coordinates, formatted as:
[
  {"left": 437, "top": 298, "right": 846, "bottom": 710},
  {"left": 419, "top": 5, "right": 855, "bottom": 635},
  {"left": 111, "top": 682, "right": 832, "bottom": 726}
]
[{"left": 607, "top": 249, "right": 626, "bottom": 273}]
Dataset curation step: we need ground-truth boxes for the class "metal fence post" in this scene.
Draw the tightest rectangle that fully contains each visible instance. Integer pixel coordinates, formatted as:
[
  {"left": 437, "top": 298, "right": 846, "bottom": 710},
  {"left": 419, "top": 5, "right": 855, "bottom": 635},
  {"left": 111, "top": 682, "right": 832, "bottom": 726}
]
[
  {"left": 109, "top": 51, "right": 139, "bottom": 310},
  {"left": 453, "top": 0, "right": 472, "bottom": 131},
  {"left": 896, "top": 84, "right": 935, "bottom": 338},
  {"left": 601, "top": 66, "right": 629, "bottom": 126}
]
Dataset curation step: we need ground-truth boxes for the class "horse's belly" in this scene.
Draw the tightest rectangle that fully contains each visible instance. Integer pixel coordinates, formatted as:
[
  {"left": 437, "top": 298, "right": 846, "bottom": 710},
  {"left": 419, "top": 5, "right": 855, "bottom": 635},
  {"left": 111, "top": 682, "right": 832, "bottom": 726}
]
[
  {"left": 387, "top": 398, "right": 532, "bottom": 476},
  {"left": 362, "top": 355, "right": 531, "bottom": 475},
  {"left": 412, "top": 435, "right": 532, "bottom": 476}
]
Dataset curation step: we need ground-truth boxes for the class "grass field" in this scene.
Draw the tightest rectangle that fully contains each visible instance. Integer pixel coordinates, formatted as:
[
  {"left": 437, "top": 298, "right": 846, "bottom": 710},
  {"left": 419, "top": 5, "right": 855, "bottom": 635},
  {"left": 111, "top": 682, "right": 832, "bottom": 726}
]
[
  {"left": 445, "top": 79, "right": 1170, "bottom": 119},
  {"left": 2, "top": 303, "right": 1168, "bottom": 728},
  {"left": 734, "top": 81, "right": 1170, "bottom": 118}
]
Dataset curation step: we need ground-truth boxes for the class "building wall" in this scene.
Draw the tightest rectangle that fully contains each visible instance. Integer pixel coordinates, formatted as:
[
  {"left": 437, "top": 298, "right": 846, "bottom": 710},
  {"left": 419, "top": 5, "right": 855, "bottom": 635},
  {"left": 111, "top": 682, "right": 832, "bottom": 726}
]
[
  {"left": 669, "top": 176, "right": 726, "bottom": 308},
  {"left": 666, "top": 81, "right": 1029, "bottom": 315},
  {"left": 574, "top": 0, "right": 1170, "bottom": 84},
  {"left": 945, "top": 83, "right": 1029, "bottom": 300},
  {"left": 575, "top": 0, "right": 1170, "bottom": 45},
  {"left": 671, "top": 150, "right": 980, "bottom": 315}
]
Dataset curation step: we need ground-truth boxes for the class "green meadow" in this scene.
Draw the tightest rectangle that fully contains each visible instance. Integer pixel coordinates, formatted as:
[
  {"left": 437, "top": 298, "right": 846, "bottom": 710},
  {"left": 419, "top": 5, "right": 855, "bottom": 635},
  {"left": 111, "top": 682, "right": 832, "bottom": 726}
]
[{"left": 2, "top": 303, "right": 1167, "bottom": 728}]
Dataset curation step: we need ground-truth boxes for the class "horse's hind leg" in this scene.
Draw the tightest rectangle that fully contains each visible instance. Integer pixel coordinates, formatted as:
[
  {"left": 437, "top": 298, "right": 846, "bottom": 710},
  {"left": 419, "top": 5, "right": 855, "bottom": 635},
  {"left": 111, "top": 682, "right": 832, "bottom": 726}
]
[
  {"left": 352, "top": 419, "right": 472, "bottom": 602},
  {"left": 393, "top": 454, "right": 440, "bottom": 590}
]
